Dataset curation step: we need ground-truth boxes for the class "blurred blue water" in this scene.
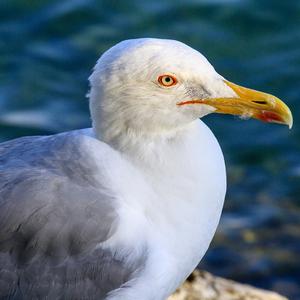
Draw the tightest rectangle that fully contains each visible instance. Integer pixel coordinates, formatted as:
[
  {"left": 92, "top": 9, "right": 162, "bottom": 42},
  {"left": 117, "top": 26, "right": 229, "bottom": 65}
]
[{"left": 0, "top": 0, "right": 299, "bottom": 298}]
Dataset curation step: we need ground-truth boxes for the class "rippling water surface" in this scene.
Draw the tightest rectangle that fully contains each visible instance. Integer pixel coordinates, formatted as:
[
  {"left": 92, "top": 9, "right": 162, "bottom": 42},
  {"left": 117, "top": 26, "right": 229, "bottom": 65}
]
[{"left": 0, "top": 1, "right": 299, "bottom": 298}]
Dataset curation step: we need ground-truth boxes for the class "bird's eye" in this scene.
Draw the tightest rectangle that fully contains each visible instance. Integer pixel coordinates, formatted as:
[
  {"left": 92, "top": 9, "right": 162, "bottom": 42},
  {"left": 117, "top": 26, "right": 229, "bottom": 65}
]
[{"left": 158, "top": 75, "right": 178, "bottom": 87}]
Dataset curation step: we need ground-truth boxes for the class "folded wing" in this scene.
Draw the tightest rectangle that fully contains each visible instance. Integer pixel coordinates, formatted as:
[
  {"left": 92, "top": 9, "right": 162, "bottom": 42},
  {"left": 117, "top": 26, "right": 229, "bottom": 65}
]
[{"left": 0, "top": 131, "right": 144, "bottom": 299}]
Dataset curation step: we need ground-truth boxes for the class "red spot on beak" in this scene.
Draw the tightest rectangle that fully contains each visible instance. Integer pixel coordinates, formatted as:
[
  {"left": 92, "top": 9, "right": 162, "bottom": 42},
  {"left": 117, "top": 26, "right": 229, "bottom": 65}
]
[{"left": 258, "top": 111, "right": 284, "bottom": 123}]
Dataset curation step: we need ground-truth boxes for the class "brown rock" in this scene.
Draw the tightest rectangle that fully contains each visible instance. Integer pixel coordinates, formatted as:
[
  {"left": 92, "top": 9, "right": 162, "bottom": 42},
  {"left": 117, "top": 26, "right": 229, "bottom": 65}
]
[{"left": 168, "top": 270, "right": 288, "bottom": 300}]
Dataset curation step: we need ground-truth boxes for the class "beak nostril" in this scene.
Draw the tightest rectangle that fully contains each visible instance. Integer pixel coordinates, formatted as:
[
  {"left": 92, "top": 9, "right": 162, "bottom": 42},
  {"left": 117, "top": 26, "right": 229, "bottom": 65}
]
[{"left": 252, "top": 100, "right": 268, "bottom": 105}]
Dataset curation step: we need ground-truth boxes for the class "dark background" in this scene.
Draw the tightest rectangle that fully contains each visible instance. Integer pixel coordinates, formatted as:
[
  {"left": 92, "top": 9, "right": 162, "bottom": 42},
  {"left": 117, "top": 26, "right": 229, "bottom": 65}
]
[{"left": 0, "top": 1, "right": 299, "bottom": 298}]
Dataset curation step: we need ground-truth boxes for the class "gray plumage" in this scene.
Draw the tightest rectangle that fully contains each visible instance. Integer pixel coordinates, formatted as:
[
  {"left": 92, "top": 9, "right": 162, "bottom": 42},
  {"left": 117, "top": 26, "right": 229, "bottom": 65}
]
[{"left": 0, "top": 129, "right": 145, "bottom": 299}]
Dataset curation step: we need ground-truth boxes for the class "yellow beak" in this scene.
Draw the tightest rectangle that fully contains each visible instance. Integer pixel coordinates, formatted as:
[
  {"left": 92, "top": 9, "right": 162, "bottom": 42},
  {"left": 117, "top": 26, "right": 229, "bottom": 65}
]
[{"left": 178, "top": 81, "right": 293, "bottom": 129}]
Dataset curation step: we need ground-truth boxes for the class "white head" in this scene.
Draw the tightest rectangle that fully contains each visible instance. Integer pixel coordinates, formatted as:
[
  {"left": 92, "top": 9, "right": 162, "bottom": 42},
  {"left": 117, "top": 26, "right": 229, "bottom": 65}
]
[{"left": 89, "top": 38, "right": 292, "bottom": 148}]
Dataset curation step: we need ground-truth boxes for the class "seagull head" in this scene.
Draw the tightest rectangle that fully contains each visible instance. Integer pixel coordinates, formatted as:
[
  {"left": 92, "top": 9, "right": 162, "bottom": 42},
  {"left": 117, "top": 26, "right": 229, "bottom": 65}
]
[{"left": 89, "top": 38, "right": 292, "bottom": 144}]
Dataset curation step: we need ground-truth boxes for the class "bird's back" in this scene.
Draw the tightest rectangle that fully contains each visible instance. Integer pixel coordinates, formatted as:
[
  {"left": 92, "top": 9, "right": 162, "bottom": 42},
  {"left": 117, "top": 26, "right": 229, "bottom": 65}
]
[{"left": 0, "top": 130, "right": 145, "bottom": 299}]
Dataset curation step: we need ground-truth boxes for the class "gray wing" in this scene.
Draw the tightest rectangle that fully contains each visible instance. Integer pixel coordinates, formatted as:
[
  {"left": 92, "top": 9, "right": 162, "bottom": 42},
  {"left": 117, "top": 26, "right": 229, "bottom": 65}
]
[{"left": 0, "top": 131, "right": 143, "bottom": 299}]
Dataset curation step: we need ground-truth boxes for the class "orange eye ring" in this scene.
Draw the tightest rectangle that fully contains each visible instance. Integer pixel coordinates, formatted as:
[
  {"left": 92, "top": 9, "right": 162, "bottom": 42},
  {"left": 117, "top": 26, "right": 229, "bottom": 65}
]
[{"left": 158, "top": 74, "right": 178, "bottom": 87}]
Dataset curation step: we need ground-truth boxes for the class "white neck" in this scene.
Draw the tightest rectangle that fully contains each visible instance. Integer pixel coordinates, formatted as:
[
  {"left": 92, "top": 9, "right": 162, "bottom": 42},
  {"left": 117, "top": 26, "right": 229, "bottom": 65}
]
[{"left": 101, "top": 119, "right": 226, "bottom": 243}]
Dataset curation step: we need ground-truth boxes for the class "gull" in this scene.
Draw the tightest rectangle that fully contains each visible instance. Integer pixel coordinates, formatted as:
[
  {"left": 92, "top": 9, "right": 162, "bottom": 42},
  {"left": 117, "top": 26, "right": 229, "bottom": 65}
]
[{"left": 0, "top": 38, "right": 292, "bottom": 300}]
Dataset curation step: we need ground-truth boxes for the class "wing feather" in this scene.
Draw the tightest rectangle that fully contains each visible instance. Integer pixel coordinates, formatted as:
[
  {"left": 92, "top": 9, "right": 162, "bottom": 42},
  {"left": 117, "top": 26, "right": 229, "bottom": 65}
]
[{"left": 0, "top": 131, "right": 144, "bottom": 299}]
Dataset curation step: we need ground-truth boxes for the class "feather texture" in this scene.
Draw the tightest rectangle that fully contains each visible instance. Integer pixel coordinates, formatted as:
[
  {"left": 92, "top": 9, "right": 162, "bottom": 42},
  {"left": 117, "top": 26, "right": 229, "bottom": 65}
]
[{"left": 0, "top": 130, "right": 146, "bottom": 299}]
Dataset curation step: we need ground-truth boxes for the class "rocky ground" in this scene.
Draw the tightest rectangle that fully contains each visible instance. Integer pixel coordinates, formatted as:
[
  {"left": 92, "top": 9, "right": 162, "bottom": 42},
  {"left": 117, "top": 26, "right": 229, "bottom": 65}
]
[{"left": 168, "top": 270, "right": 288, "bottom": 300}]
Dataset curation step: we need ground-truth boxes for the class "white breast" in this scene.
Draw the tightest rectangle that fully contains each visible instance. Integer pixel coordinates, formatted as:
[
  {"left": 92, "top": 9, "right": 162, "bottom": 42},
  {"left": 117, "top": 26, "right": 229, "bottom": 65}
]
[{"left": 102, "top": 120, "right": 226, "bottom": 300}]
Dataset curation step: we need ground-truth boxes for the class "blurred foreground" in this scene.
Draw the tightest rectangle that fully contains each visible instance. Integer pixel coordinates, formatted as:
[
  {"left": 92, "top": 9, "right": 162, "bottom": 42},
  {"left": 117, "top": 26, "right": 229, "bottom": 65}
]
[{"left": 169, "top": 270, "right": 287, "bottom": 300}]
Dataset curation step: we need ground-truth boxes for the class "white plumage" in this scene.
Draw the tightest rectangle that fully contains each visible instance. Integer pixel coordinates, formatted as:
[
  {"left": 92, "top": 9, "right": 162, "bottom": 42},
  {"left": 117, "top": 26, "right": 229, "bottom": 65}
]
[{"left": 0, "top": 38, "right": 292, "bottom": 300}]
